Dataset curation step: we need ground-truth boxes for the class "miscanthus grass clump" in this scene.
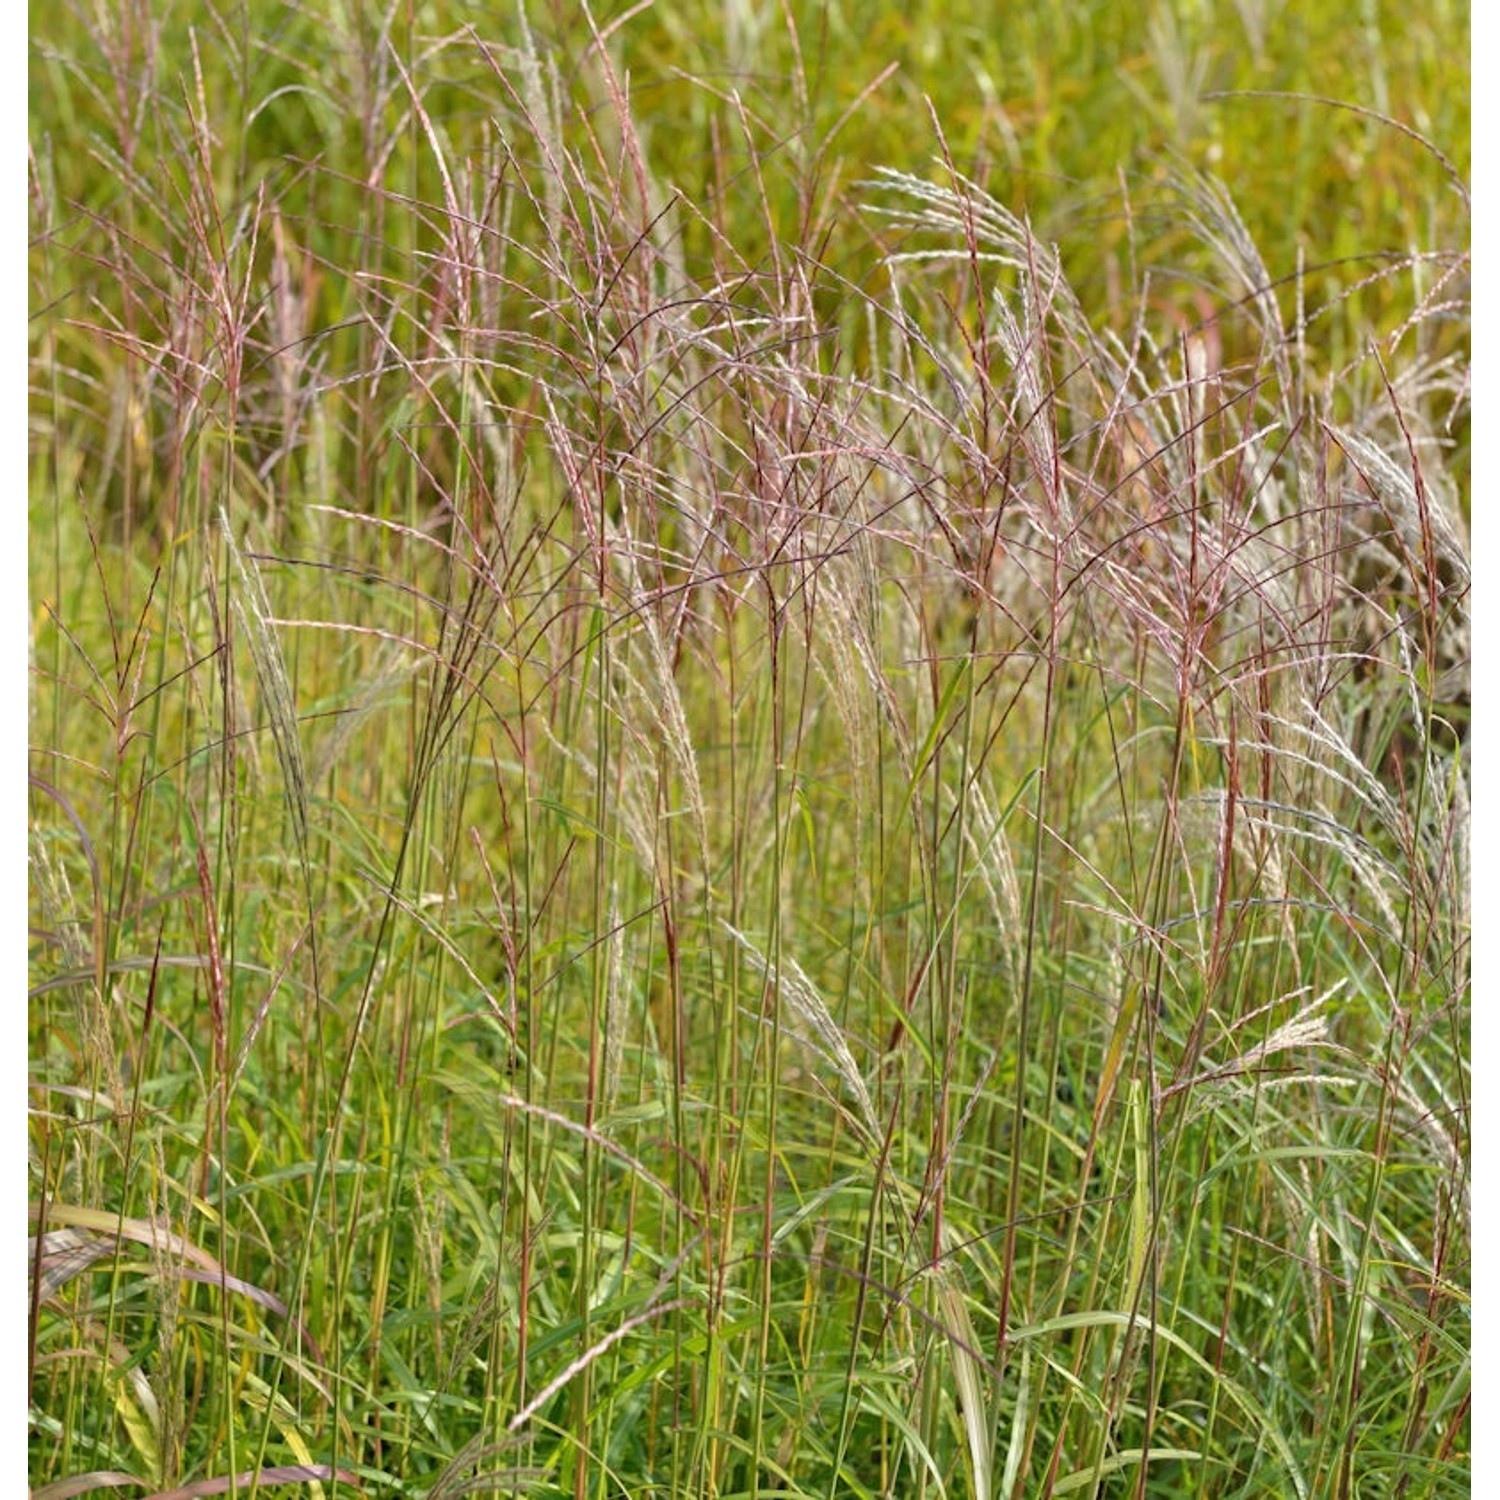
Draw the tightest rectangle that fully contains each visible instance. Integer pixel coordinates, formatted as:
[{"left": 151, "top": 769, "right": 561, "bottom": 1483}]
[{"left": 29, "top": 5, "right": 1466, "bottom": 1497}]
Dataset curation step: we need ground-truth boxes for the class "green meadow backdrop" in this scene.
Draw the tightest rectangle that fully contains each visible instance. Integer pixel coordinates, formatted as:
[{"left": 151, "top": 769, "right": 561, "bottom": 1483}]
[{"left": 28, "top": 2, "right": 1469, "bottom": 1496}]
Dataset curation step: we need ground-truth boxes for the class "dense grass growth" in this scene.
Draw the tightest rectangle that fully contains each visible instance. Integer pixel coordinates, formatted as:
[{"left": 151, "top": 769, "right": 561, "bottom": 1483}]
[{"left": 28, "top": 3, "right": 1468, "bottom": 1497}]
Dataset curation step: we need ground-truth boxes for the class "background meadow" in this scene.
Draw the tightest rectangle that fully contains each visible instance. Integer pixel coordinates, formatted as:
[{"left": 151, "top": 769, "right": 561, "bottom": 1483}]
[{"left": 28, "top": 2, "right": 1470, "bottom": 1496}]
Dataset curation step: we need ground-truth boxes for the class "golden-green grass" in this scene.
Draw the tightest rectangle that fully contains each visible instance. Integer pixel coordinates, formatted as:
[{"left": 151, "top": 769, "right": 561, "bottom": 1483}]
[{"left": 29, "top": 3, "right": 1467, "bottom": 1497}]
